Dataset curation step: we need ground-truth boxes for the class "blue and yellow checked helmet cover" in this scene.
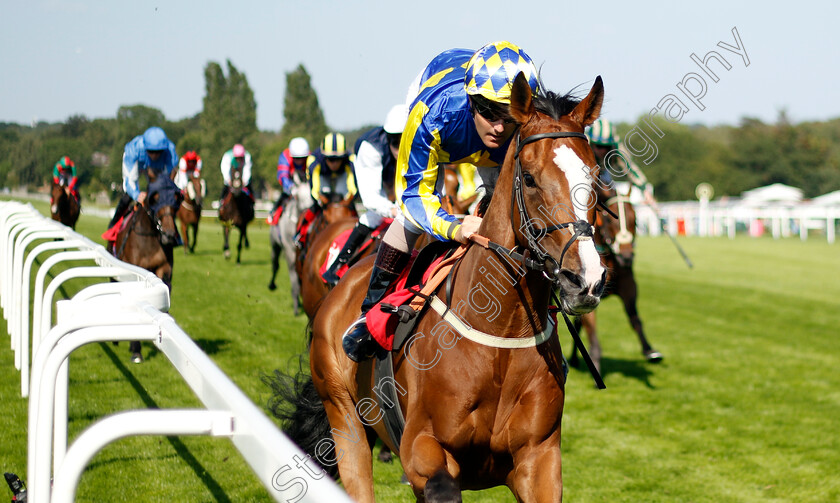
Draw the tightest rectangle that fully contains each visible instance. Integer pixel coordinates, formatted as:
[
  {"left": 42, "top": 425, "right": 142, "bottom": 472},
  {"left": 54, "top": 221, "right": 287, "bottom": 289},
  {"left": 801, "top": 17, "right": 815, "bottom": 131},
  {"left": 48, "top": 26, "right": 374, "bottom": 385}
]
[
  {"left": 321, "top": 132, "right": 348, "bottom": 157},
  {"left": 464, "top": 41, "right": 539, "bottom": 104}
]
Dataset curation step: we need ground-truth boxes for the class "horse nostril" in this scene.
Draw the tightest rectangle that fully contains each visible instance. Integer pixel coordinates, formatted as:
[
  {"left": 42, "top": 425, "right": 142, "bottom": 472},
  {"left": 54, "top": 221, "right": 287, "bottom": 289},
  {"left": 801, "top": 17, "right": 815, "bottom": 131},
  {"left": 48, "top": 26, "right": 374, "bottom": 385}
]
[{"left": 560, "top": 270, "right": 583, "bottom": 290}]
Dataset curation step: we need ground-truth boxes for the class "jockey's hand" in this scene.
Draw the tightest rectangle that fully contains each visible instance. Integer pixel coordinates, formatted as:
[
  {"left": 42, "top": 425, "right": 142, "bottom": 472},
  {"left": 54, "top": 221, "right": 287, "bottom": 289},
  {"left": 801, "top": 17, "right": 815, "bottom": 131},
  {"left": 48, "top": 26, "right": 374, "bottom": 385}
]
[
  {"left": 454, "top": 215, "right": 482, "bottom": 244},
  {"left": 137, "top": 191, "right": 147, "bottom": 206},
  {"left": 390, "top": 207, "right": 400, "bottom": 218},
  {"left": 319, "top": 194, "right": 330, "bottom": 206}
]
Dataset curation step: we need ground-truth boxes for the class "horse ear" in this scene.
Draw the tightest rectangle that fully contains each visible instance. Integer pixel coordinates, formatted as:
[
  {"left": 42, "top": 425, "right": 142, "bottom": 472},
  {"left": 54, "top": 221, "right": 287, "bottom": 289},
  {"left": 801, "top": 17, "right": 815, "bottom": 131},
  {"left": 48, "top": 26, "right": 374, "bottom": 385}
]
[
  {"left": 509, "top": 72, "right": 535, "bottom": 124},
  {"left": 570, "top": 76, "right": 604, "bottom": 128}
]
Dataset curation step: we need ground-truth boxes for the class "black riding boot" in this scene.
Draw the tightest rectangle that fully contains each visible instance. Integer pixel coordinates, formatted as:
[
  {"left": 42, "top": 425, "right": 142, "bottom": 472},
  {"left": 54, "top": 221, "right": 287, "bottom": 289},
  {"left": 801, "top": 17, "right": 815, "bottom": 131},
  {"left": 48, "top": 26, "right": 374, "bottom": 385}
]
[
  {"left": 342, "top": 243, "right": 411, "bottom": 362},
  {"left": 107, "top": 193, "right": 132, "bottom": 229},
  {"left": 322, "top": 223, "right": 372, "bottom": 285}
]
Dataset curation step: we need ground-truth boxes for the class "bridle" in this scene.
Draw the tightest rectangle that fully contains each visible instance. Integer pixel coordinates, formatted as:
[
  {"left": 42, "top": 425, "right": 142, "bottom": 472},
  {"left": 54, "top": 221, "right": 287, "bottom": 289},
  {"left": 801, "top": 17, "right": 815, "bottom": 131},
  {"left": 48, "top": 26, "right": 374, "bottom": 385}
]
[{"left": 476, "top": 130, "right": 615, "bottom": 283}]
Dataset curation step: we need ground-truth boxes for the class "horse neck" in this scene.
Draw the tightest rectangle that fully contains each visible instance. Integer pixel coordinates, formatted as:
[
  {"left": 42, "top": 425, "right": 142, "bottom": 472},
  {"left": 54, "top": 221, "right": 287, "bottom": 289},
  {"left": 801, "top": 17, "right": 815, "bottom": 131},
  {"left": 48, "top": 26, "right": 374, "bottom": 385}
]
[{"left": 453, "top": 157, "right": 553, "bottom": 337}]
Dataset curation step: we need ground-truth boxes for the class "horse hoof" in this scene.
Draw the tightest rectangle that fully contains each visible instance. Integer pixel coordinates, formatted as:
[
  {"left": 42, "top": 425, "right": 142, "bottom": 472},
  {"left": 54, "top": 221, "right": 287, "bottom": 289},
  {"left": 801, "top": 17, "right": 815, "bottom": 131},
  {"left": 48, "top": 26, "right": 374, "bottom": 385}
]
[
  {"left": 644, "top": 350, "right": 664, "bottom": 363},
  {"left": 224, "top": 250, "right": 231, "bottom": 259},
  {"left": 268, "top": 283, "right": 277, "bottom": 291},
  {"left": 131, "top": 352, "right": 143, "bottom": 364},
  {"left": 399, "top": 472, "right": 410, "bottom": 485},
  {"left": 377, "top": 450, "right": 393, "bottom": 463}
]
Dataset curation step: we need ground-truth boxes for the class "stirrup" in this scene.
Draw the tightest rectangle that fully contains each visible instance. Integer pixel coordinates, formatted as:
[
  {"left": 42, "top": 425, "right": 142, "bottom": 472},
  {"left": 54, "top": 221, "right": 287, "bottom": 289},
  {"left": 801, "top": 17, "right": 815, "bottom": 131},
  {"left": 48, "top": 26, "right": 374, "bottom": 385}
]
[{"left": 341, "top": 317, "right": 377, "bottom": 362}]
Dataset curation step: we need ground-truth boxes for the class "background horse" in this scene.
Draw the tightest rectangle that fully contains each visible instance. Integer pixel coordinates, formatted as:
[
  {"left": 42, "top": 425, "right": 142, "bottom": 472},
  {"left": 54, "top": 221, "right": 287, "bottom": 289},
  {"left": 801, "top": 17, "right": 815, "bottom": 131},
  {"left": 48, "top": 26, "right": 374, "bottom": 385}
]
[
  {"left": 294, "top": 195, "right": 357, "bottom": 318},
  {"left": 269, "top": 171, "right": 310, "bottom": 315},
  {"left": 176, "top": 174, "right": 205, "bottom": 254},
  {"left": 50, "top": 181, "right": 80, "bottom": 229},
  {"left": 272, "top": 74, "right": 607, "bottom": 502},
  {"left": 442, "top": 164, "right": 477, "bottom": 217},
  {"left": 571, "top": 185, "right": 663, "bottom": 374},
  {"left": 219, "top": 167, "right": 254, "bottom": 263},
  {"left": 112, "top": 176, "right": 181, "bottom": 361}
]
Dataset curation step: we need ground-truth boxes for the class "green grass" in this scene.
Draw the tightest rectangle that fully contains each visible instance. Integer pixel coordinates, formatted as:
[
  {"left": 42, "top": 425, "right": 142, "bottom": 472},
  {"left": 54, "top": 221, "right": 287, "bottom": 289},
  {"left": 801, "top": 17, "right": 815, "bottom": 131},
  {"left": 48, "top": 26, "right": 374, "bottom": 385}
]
[{"left": 1, "top": 197, "right": 839, "bottom": 502}]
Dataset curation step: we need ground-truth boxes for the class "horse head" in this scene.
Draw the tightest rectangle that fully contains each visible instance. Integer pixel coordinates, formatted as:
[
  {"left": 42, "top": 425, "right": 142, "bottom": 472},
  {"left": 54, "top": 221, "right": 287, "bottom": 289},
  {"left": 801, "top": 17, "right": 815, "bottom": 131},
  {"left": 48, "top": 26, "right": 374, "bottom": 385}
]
[
  {"left": 597, "top": 185, "right": 636, "bottom": 267},
  {"left": 146, "top": 176, "right": 181, "bottom": 247},
  {"left": 486, "top": 73, "right": 607, "bottom": 315},
  {"left": 230, "top": 166, "right": 244, "bottom": 195},
  {"left": 322, "top": 192, "right": 357, "bottom": 224},
  {"left": 186, "top": 175, "right": 205, "bottom": 208}
]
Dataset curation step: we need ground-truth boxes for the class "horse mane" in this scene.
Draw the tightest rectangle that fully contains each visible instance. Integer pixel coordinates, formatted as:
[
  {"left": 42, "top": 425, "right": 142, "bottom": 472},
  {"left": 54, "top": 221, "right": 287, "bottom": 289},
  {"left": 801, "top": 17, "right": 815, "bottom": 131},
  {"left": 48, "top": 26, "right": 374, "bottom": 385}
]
[{"left": 532, "top": 87, "right": 582, "bottom": 120}]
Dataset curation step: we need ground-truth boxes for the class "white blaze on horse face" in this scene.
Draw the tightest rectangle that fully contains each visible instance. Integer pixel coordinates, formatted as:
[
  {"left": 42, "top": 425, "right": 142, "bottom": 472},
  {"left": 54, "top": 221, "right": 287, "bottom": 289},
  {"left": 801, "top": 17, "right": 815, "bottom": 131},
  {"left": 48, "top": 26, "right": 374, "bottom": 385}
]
[{"left": 552, "top": 145, "right": 605, "bottom": 287}]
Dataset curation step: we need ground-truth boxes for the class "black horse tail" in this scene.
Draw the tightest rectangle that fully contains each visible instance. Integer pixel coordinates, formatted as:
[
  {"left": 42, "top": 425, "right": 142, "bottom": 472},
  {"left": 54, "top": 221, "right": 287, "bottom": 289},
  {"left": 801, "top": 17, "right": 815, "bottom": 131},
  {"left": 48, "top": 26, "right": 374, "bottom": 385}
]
[{"left": 263, "top": 359, "right": 339, "bottom": 479}]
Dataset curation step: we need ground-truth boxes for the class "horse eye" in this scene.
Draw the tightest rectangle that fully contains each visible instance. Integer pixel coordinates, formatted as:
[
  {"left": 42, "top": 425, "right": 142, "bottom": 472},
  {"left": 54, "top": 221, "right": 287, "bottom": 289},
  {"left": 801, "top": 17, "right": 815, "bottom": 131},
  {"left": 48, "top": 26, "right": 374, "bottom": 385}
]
[{"left": 522, "top": 171, "right": 536, "bottom": 188}]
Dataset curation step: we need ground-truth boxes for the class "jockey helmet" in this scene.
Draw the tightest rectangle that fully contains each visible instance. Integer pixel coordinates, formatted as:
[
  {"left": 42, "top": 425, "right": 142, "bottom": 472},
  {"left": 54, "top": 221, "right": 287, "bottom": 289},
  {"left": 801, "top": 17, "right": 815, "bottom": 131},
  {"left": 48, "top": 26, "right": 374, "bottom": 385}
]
[
  {"left": 143, "top": 127, "right": 169, "bottom": 151},
  {"left": 233, "top": 144, "right": 246, "bottom": 157},
  {"left": 289, "top": 137, "right": 310, "bottom": 158},
  {"left": 383, "top": 104, "right": 408, "bottom": 134},
  {"left": 183, "top": 151, "right": 199, "bottom": 162},
  {"left": 587, "top": 118, "right": 620, "bottom": 147},
  {"left": 321, "top": 133, "right": 348, "bottom": 157},
  {"left": 59, "top": 156, "right": 74, "bottom": 169},
  {"left": 464, "top": 41, "right": 539, "bottom": 104}
]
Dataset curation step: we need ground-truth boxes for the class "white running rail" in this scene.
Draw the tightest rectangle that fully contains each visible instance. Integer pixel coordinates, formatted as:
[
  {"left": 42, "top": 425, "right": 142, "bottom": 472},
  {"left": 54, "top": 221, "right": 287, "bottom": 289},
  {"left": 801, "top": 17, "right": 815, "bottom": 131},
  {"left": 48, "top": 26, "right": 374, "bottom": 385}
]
[{"left": 0, "top": 202, "right": 350, "bottom": 503}]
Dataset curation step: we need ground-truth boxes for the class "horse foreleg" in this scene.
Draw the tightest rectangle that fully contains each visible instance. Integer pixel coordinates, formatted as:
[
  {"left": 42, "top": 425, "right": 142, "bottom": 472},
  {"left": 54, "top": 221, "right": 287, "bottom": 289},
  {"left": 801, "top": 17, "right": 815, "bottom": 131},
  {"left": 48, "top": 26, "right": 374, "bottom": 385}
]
[
  {"left": 181, "top": 220, "right": 189, "bottom": 255},
  {"left": 190, "top": 222, "right": 198, "bottom": 253},
  {"left": 269, "top": 241, "right": 281, "bottom": 290},
  {"left": 223, "top": 226, "right": 231, "bottom": 259},
  {"left": 236, "top": 228, "right": 244, "bottom": 264},
  {"left": 619, "top": 282, "right": 662, "bottom": 363},
  {"left": 509, "top": 442, "right": 563, "bottom": 503},
  {"left": 580, "top": 311, "right": 601, "bottom": 375},
  {"left": 402, "top": 431, "right": 461, "bottom": 502}
]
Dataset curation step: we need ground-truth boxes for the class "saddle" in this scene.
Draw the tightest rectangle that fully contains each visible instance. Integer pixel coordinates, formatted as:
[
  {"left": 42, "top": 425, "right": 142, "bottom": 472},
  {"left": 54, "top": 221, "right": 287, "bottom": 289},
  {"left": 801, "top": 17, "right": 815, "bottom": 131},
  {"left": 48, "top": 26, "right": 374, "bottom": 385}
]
[
  {"left": 317, "top": 220, "right": 393, "bottom": 283},
  {"left": 367, "top": 240, "right": 464, "bottom": 351}
]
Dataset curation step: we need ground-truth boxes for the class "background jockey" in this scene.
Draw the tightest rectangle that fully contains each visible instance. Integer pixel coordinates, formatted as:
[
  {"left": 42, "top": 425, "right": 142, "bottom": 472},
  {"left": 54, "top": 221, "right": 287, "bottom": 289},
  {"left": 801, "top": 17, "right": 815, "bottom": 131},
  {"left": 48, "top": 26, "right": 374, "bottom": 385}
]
[
  {"left": 294, "top": 132, "right": 357, "bottom": 247},
  {"left": 107, "top": 126, "right": 178, "bottom": 230},
  {"left": 52, "top": 155, "right": 79, "bottom": 203},
  {"left": 267, "top": 137, "right": 310, "bottom": 223},
  {"left": 587, "top": 118, "right": 655, "bottom": 204},
  {"left": 342, "top": 40, "right": 542, "bottom": 362},
  {"left": 219, "top": 143, "right": 254, "bottom": 202},
  {"left": 173, "top": 150, "right": 203, "bottom": 190},
  {"left": 321, "top": 104, "right": 407, "bottom": 285}
]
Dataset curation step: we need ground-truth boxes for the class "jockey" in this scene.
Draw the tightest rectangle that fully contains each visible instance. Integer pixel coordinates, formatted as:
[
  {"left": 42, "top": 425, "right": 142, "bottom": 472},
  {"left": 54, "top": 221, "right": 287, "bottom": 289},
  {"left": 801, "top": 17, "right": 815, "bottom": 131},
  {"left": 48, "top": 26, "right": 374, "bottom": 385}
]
[
  {"left": 342, "top": 40, "right": 541, "bottom": 362},
  {"left": 321, "top": 104, "right": 408, "bottom": 285},
  {"left": 52, "top": 155, "right": 79, "bottom": 203},
  {"left": 219, "top": 143, "right": 254, "bottom": 202},
  {"left": 173, "top": 150, "right": 203, "bottom": 190},
  {"left": 587, "top": 118, "right": 655, "bottom": 203},
  {"left": 107, "top": 126, "right": 178, "bottom": 230},
  {"left": 294, "top": 132, "right": 357, "bottom": 248},
  {"left": 267, "top": 137, "right": 310, "bottom": 222}
]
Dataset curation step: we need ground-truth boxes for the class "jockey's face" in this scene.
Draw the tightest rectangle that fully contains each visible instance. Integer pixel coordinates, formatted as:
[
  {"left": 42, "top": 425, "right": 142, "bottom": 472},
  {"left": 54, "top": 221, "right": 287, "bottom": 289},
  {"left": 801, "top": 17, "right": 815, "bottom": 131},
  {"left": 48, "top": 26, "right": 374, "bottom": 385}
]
[
  {"left": 186, "top": 160, "right": 197, "bottom": 170},
  {"left": 292, "top": 157, "right": 307, "bottom": 168},
  {"left": 591, "top": 144, "right": 611, "bottom": 164},
  {"left": 325, "top": 156, "right": 343, "bottom": 172},
  {"left": 147, "top": 150, "right": 163, "bottom": 161},
  {"left": 472, "top": 100, "right": 517, "bottom": 149}
]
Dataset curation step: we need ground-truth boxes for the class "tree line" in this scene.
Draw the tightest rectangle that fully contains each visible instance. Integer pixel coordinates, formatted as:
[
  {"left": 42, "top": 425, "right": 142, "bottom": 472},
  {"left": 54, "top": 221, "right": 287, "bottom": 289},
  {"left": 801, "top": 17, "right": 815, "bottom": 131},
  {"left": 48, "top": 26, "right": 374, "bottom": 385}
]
[{"left": 1, "top": 59, "right": 838, "bottom": 203}]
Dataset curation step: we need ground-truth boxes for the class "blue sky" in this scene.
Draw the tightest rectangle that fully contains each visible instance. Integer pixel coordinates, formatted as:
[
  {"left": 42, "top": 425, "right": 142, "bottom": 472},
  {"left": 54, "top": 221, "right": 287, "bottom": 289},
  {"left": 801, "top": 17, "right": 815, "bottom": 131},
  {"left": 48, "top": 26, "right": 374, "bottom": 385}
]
[{"left": 1, "top": 0, "right": 836, "bottom": 131}]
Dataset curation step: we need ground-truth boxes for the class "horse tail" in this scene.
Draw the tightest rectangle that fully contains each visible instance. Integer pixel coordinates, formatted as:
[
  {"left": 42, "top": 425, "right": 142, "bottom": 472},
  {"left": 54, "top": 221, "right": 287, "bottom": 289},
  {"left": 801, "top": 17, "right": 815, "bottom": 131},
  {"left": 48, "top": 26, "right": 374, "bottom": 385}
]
[{"left": 262, "top": 359, "right": 339, "bottom": 479}]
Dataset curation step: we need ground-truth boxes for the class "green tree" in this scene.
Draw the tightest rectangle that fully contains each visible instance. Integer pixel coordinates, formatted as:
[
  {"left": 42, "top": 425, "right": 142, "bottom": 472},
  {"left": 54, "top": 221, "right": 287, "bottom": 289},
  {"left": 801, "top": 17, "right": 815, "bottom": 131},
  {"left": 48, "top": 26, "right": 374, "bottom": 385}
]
[
  {"left": 279, "top": 64, "right": 327, "bottom": 150},
  {"left": 199, "top": 60, "right": 258, "bottom": 197}
]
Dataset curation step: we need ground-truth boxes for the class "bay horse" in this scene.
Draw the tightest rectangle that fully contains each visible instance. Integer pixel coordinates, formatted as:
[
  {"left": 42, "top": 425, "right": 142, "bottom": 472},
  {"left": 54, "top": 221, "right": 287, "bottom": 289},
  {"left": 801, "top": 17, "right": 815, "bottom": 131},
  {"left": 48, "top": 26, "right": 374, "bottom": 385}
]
[
  {"left": 50, "top": 181, "right": 80, "bottom": 229},
  {"left": 442, "top": 164, "right": 477, "bottom": 217},
  {"left": 272, "top": 73, "right": 607, "bottom": 502},
  {"left": 269, "top": 171, "right": 310, "bottom": 315},
  {"left": 571, "top": 184, "right": 663, "bottom": 374},
  {"left": 294, "top": 196, "right": 357, "bottom": 318},
  {"left": 176, "top": 174, "right": 205, "bottom": 254},
  {"left": 112, "top": 175, "right": 181, "bottom": 360},
  {"left": 219, "top": 167, "right": 254, "bottom": 263}
]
